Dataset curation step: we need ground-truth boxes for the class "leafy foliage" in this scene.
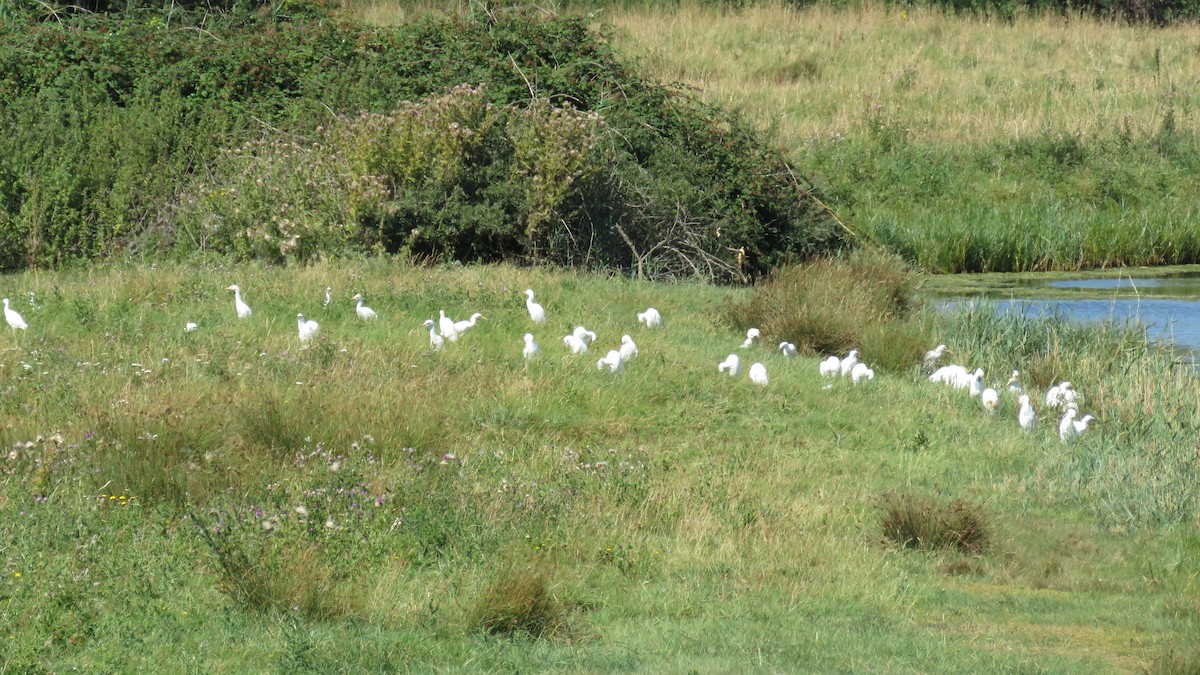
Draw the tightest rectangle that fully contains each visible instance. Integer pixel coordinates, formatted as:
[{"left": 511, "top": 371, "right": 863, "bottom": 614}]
[{"left": 0, "top": 5, "right": 844, "bottom": 280}]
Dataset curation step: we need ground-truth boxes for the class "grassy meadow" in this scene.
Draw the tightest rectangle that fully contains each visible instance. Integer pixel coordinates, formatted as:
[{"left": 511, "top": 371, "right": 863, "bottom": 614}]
[{"left": 2, "top": 258, "right": 1199, "bottom": 670}]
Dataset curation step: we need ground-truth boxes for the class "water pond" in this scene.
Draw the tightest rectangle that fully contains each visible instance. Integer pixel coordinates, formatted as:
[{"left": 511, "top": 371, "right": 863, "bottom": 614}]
[{"left": 925, "top": 266, "right": 1200, "bottom": 354}]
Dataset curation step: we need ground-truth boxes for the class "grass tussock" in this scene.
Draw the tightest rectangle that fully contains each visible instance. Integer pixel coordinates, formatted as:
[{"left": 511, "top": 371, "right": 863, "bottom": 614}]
[
  {"left": 471, "top": 559, "right": 572, "bottom": 640},
  {"left": 727, "top": 250, "right": 931, "bottom": 369},
  {"left": 878, "top": 492, "right": 990, "bottom": 554}
]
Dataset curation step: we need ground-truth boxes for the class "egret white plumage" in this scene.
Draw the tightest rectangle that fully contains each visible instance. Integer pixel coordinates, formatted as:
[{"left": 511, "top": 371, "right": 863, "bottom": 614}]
[
  {"left": 1073, "top": 413, "right": 1096, "bottom": 437},
  {"left": 718, "top": 353, "right": 741, "bottom": 377},
  {"left": 839, "top": 349, "right": 859, "bottom": 377},
  {"left": 438, "top": 309, "right": 459, "bottom": 342},
  {"left": 1046, "top": 381, "right": 1072, "bottom": 408},
  {"left": 4, "top": 298, "right": 28, "bottom": 330},
  {"left": 850, "top": 362, "right": 875, "bottom": 384},
  {"left": 1057, "top": 407, "right": 1095, "bottom": 442},
  {"left": 522, "top": 333, "right": 540, "bottom": 360},
  {"left": 185, "top": 322, "right": 198, "bottom": 332},
  {"left": 572, "top": 325, "right": 597, "bottom": 345},
  {"left": 226, "top": 285, "right": 252, "bottom": 319},
  {"left": 1006, "top": 370, "right": 1023, "bottom": 395},
  {"left": 324, "top": 287, "right": 332, "bottom": 308},
  {"left": 819, "top": 355, "right": 841, "bottom": 378},
  {"left": 296, "top": 314, "right": 320, "bottom": 342},
  {"left": 597, "top": 349, "right": 624, "bottom": 373},
  {"left": 741, "top": 328, "right": 761, "bottom": 349},
  {"left": 980, "top": 387, "right": 1000, "bottom": 413},
  {"left": 563, "top": 334, "right": 589, "bottom": 354},
  {"left": 748, "top": 362, "right": 769, "bottom": 386},
  {"left": 454, "top": 312, "right": 484, "bottom": 335},
  {"left": 421, "top": 319, "right": 444, "bottom": 351},
  {"left": 923, "top": 344, "right": 947, "bottom": 371},
  {"left": 619, "top": 334, "right": 638, "bottom": 361},
  {"left": 779, "top": 342, "right": 797, "bottom": 358},
  {"left": 637, "top": 307, "right": 663, "bottom": 328},
  {"left": 525, "top": 289, "right": 546, "bottom": 325},
  {"left": 1061, "top": 382, "right": 1079, "bottom": 407},
  {"left": 968, "top": 369, "right": 986, "bottom": 397},
  {"left": 929, "top": 364, "right": 967, "bottom": 386},
  {"left": 1017, "top": 395, "right": 1036, "bottom": 433},
  {"left": 352, "top": 294, "right": 378, "bottom": 321}
]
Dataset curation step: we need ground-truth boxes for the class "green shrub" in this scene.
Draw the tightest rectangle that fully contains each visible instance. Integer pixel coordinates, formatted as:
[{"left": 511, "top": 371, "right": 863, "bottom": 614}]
[
  {"left": 878, "top": 492, "right": 990, "bottom": 554},
  {"left": 0, "top": 6, "right": 845, "bottom": 279},
  {"left": 725, "top": 249, "right": 931, "bottom": 369}
]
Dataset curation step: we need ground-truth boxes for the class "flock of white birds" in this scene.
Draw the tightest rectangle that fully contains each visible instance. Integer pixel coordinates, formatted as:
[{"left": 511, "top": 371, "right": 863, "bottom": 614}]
[
  {"left": 2, "top": 284, "right": 1098, "bottom": 443},
  {"left": 924, "top": 345, "right": 1097, "bottom": 443}
]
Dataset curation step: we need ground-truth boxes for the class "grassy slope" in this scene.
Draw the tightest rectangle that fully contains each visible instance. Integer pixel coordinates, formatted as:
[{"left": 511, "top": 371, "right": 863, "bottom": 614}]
[{"left": 1, "top": 261, "right": 1197, "bottom": 670}]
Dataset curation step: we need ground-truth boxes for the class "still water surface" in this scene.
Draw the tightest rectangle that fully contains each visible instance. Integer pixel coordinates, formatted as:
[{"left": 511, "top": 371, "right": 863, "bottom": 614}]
[{"left": 937, "top": 270, "right": 1200, "bottom": 353}]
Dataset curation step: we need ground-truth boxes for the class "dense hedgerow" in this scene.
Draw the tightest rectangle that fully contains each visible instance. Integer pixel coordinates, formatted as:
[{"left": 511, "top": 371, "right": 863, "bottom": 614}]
[{"left": 0, "top": 5, "right": 844, "bottom": 279}]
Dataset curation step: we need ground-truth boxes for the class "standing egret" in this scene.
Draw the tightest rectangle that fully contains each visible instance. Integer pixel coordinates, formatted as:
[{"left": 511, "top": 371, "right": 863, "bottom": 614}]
[
  {"left": 352, "top": 294, "right": 378, "bottom": 321},
  {"left": 1061, "top": 383, "right": 1079, "bottom": 407},
  {"left": 4, "top": 298, "right": 28, "bottom": 330},
  {"left": 718, "top": 353, "right": 741, "bottom": 377},
  {"left": 597, "top": 349, "right": 624, "bottom": 373},
  {"left": 980, "top": 387, "right": 1000, "bottom": 413},
  {"left": 324, "top": 287, "right": 332, "bottom": 308},
  {"left": 522, "top": 333, "right": 540, "bottom": 360},
  {"left": 819, "top": 356, "right": 841, "bottom": 378},
  {"left": 1017, "top": 395, "right": 1036, "bottom": 433},
  {"left": 438, "top": 309, "right": 459, "bottom": 342},
  {"left": 421, "top": 319, "right": 444, "bottom": 351},
  {"left": 748, "top": 362, "right": 769, "bottom": 386},
  {"left": 525, "top": 289, "right": 546, "bottom": 325},
  {"left": 929, "top": 364, "right": 966, "bottom": 386},
  {"left": 637, "top": 308, "right": 663, "bottom": 328},
  {"left": 851, "top": 362, "right": 875, "bottom": 384},
  {"left": 296, "top": 314, "right": 320, "bottom": 342},
  {"left": 779, "top": 342, "right": 797, "bottom": 358},
  {"left": 563, "top": 334, "right": 589, "bottom": 354},
  {"left": 839, "top": 350, "right": 859, "bottom": 377},
  {"left": 1059, "top": 408, "right": 1079, "bottom": 442},
  {"left": 1006, "top": 370, "right": 1023, "bottom": 395},
  {"left": 923, "top": 344, "right": 947, "bottom": 371},
  {"left": 1046, "top": 381, "right": 1072, "bottom": 408},
  {"left": 185, "top": 322, "right": 198, "bottom": 332},
  {"left": 572, "top": 326, "right": 597, "bottom": 345},
  {"left": 619, "top": 334, "right": 638, "bottom": 361},
  {"left": 227, "top": 285, "right": 252, "bottom": 319},
  {"left": 454, "top": 312, "right": 485, "bottom": 336},
  {"left": 741, "top": 328, "right": 761, "bottom": 349},
  {"left": 1073, "top": 413, "right": 1096, "bottom": 437}
]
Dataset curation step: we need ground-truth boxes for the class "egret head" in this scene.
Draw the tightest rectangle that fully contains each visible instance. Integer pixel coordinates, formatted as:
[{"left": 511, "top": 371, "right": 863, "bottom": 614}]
[
  {"left": 422, "top": 319, "right": 436, "bottom": 330},
  {"left": 1019, "top": 394, "right": 1030, "bottom": 406},
  {"left": 353, "top": 293, "right": 363, "bottom": 301},
  {"left": 525, "top": 289, "right": 535, "bottom": 299},
  {"left": 524, "top": 333, "right": 535, "bottom": 343},
  {"left": 227, "top": 285, "right": 239, "bottom": 291}
]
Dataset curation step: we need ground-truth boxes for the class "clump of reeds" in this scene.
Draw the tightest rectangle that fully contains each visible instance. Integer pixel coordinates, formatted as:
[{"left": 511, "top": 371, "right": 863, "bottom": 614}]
[{"left": 878, "top": 491, "right": 990, "bottom": 554}]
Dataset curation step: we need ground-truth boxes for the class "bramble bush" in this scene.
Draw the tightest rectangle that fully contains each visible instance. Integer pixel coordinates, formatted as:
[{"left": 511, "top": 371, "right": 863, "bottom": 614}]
[{"left": 0, "top": 4, "right": 845, "bottom": 281}]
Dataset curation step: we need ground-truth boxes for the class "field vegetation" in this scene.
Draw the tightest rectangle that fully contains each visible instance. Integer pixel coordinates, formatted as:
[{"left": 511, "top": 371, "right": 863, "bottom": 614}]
[{"left": 2, "top": 257, "right": 1199, "bottom": 670}]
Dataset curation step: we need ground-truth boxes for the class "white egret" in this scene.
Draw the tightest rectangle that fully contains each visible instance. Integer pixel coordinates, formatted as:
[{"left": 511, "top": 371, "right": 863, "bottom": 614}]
[
  {"left": 718, "top": 353, "right": 741, "bottom": 377},
  {"left": 454, "top": 312, "right": 485, "bottom": 335},
  {"left": 819, "top": 355, "right": 841, "bottom": 378},
  {"left": 980, "top": 387, "right": 1000, "bottom": 413},
  {"left": 850, "top": 362, "right": 875, "bottom": 384},
  {"left": 1006, "top": 370, "right": 1023, "bottom": 395},
  {"left": 1073, "top": 413, "right": 1096, "bottom": 437},
  {"left": 572, "top": 325, "right": 597, "bottom": 345},
  {"left": 226, "top": 285, "right": 252, "bottom": 319},
  {"left": 839, "top": 349, "right": 859, "bottom": 377},
  {"left": 421, "top": 319, "right": 444, "bottom": 351},
  {"left": 184, "top": 322, "right": 198, "bottom": 332},
  {"left": 4, "top": 298, "right": 28, "bottom": 330},
  {"left": 968, "top": 369, "right": 986, "bottom": 397},
  {"left": 637, "top": 307, "right": 663, "bottom": 328},
  {"left": 923, "top": 344, "right": 947, "bottom": 371},
  {"left": 296, "top": 314, "right": 320, "bottom": 342},
  {"left": 1046, "top": 381, "right": 1073, "bottom": 408},
  {"left": 563, "top": 334, "right": 589, "bottom": 354},
  {"left": 619, "top": 334, "right": 638, "bottom": 361},
  {"left": 525, "top": 289, "right": 546, "bottom": 325},
  {"left": 929, "top": 364, "right": 967, "bottom": 385},
  {"left": 741, "top": 328, "right": 761, "bottom": 348},
  {"left": 324, "top": 287, "right": 332, "bottom": 307},
  {"left": 438, "top": 309, "right": 460, "bottom": 342},
  {"left": 522, "top": 333, "right": 540, "bottom": 360},
  {"left": 1017, "top": 395, "right": 1036, "bottom": 433},
  {"left": 779, "top": 342, "right": 797, "bottom": 358},
  {"left": 352, "top": 294, "right": 378, "bottom": 321},
  {"left": 1061, "top": 383, "right": 1079, "bottom": 407},
  {"left": 597, "top": 349, "right": 624, "bottom": 373},
  {"left": 748, "top": 362, "right": 769, "bottom": 386},
  {"left": 1058, "top": 408, "right": 1077, "bottom": 442}
]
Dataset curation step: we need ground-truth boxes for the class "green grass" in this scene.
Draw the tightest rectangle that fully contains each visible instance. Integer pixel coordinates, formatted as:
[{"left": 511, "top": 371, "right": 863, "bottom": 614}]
[{"left": 1, "top": 258, "right": 1198, "bottom": 670}]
